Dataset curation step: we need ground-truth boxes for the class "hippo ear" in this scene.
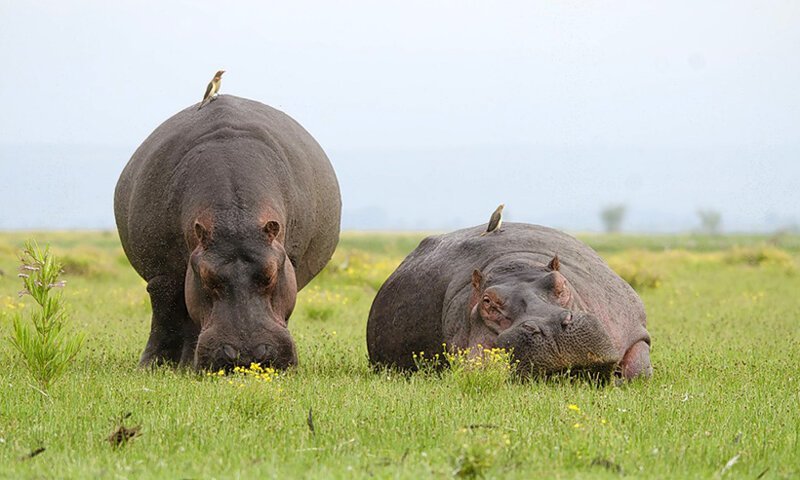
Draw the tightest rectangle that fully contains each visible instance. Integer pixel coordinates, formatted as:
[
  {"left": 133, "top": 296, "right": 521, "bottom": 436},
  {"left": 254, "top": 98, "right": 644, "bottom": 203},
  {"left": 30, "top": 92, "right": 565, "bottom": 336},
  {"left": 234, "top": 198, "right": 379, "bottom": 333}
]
[
  {"left": 471, "top": 269, "right": 484, "bottom": 291},
  {"left": 194, "top": 221, "right": 210, "bottom": 246},
  {"left": 545, "top": 271, "right": 571, "bottom": 307},
  {"left": 264, "top": 220, "right": 281, "bottom": 242},
  {"left": 547, "top": 255, "right": 560, "bottom": 271}
]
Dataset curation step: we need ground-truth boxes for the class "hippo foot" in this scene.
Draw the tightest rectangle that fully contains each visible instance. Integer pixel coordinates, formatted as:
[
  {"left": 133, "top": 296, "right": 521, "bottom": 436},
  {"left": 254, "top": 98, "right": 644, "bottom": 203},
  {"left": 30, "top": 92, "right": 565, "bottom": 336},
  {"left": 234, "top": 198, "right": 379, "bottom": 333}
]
[
  {"left": 139, "top": 349, "right": 179, "bottom": 368},
  {"left": 139, "top": 326, "right": 199, "bottom": 368},
  {"left": 138, "top": 328, "right": 183, "bottom": 367},
  {"left": 139, "top": 275, "right": 198, "bottom": 368}
]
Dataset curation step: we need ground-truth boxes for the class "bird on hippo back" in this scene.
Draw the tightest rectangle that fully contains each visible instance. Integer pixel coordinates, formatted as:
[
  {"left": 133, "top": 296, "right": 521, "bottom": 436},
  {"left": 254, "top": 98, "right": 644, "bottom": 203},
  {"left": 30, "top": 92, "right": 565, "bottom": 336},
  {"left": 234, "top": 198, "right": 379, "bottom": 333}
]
[
  {"left": 114, "top": 95, "right": 341, "bottom": 371},
  {"left": 198, "top": 69, "right": 224, "bottom": 110},
  {"left": 366, "top": 222, "right": 652, "bottom": 381}
]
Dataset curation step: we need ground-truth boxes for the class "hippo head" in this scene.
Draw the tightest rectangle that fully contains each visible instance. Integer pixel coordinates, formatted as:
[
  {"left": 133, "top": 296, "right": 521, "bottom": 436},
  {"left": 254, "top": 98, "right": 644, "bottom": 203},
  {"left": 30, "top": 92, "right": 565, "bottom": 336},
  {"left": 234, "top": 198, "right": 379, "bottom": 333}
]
[
  {"left": 469, "top": 256, "right": 621, "bottom": 377},
  {"left": 185, "top": 218, "right": 298, "bottom": 371}
]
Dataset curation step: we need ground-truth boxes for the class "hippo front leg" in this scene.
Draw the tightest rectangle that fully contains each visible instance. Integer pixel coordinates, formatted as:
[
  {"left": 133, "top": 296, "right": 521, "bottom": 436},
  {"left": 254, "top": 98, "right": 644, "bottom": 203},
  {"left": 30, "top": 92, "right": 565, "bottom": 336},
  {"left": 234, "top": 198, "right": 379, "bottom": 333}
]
[
  {"left": 140, "top": 275, "right": 195, "bottom": 367},
  {"left": 619, "top": 340, "right": 652, "bottom": 380}
]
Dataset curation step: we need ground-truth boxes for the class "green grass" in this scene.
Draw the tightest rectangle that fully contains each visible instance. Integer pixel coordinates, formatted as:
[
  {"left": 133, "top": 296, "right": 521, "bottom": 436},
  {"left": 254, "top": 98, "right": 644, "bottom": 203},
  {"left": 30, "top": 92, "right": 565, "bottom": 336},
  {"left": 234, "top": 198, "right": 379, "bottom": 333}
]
[{"left": 0, "top": 231, "right": 798, "bottom": 479}]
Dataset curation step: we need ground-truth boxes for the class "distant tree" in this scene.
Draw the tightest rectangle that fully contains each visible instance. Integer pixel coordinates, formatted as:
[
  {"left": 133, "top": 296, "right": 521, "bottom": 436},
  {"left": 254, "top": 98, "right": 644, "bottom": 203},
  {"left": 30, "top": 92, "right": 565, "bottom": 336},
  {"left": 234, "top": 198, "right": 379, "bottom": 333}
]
[
  {"left": 600, "top": 205, "right": 626, "bottom": 233},
  {"left": 697, "top": 209, "right": 722, "bottom": 235}
]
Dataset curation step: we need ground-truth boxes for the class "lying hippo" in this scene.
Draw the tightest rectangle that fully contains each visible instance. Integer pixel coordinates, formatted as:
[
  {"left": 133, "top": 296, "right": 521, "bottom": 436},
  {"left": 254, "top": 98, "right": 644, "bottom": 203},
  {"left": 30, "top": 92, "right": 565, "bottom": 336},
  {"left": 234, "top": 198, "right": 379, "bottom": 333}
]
[
  {"left": 115, "top": 95, "right": 341, "bottom": 371},
  {"left": 367, "top": 223, "right": 652, "bottom": 380}
]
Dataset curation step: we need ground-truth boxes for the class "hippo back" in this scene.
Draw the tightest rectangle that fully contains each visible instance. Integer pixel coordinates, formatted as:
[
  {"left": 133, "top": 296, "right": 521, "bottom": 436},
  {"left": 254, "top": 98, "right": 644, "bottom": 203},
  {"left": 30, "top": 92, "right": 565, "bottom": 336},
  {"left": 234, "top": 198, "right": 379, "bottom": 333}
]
[{"left": 114, "top": 95, "right": 341, "bottom": 288}]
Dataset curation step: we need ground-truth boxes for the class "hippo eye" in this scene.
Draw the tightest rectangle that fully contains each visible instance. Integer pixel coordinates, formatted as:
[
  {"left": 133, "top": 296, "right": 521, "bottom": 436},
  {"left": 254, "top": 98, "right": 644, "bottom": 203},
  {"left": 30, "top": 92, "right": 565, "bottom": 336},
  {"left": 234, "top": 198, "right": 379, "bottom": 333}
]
[
  {"left": 255, "top": 272, "right": 273, "bottom": 288},
  {"left": 205, "top": 275, "right": 222, "bottom": 290},
  {"left": 199, "top": 268, "right": 223, "bottom": 292}
]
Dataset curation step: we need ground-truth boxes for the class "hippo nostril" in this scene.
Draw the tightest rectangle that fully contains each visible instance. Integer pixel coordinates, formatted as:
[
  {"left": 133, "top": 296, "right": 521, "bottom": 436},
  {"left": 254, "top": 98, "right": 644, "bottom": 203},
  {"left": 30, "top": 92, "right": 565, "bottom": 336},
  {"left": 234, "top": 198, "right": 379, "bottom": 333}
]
[
  {"left": 253, "top": 344, "right": 267, "bottom": 360},
  {"left": 221, "top": 344, "right": 238, "bottom": 361},
  {"left": 521, "top": 323, "right": 541, "bottom": 335},
  {"left": 561, "top": 311, "right": 573, "bottom": 328},
  {"left": 253, "top": 344, "right": 279, "bottom": 366}
]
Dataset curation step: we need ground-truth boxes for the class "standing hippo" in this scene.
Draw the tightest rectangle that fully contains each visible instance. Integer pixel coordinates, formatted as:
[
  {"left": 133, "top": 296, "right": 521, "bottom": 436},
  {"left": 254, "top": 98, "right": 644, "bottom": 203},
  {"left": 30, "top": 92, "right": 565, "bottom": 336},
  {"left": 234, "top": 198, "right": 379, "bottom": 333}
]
[
  {"left": 367, "top": 223, "right": 652, "bottom": 380},
  {"left": 115, "top": 95, "right": 341, "bottom": 371}
]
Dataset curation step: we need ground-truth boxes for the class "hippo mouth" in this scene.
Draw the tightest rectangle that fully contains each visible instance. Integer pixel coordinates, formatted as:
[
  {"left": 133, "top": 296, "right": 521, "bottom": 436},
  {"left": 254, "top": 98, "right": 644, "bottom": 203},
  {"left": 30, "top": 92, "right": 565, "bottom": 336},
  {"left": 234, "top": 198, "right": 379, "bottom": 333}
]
[
  {"left": 198, "top": 351, "right": 295, "bottom": 374},
  {"left": 497, "top": 313, "right": 622, "bottom": 381},
  {"left": 516, "top": 360, "right": 620, "bottom": 383},
  {"left": 193, "top": 326, "right": 298, "bottom": 372}
]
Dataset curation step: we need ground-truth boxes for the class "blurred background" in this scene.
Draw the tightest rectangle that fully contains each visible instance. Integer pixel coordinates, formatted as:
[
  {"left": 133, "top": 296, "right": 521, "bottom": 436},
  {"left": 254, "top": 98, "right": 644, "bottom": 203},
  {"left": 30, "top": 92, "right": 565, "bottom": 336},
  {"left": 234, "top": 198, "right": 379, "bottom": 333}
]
[{"left": 0, "top": 0, "right": 797, "bottom": 233}]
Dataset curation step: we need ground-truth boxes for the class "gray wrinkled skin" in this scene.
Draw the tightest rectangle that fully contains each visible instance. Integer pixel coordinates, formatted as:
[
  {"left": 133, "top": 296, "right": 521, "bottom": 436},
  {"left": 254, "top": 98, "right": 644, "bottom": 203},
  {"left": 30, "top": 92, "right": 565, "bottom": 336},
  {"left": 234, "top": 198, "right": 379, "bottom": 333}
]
[
  {"left": 367, "top": 223, "right": 652, "bottom": 380},
  {"left": 115, "top": 95, "right": 341, "bottom": 370}
]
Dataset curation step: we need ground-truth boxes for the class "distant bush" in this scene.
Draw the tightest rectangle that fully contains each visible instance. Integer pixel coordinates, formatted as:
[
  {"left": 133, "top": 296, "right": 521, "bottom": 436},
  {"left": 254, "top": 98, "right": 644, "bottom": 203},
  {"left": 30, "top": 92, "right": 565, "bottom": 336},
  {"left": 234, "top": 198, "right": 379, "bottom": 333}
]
[
  {"left": 58, "top": 247, "right": 114, "bottom": 278},
  {"left": 607, "top": 251, "right": 664, "bottom": 291},
  {"left": 723, "top": 246, "right": 795, "bottom": 271}
]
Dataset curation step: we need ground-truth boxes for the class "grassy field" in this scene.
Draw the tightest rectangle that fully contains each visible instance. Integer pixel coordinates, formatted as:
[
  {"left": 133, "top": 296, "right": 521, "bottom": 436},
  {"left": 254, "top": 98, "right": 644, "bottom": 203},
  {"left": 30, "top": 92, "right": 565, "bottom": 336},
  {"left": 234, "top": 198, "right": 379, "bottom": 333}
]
[{"left": 0, "top": 230, "right": 798, "bottom": 479}]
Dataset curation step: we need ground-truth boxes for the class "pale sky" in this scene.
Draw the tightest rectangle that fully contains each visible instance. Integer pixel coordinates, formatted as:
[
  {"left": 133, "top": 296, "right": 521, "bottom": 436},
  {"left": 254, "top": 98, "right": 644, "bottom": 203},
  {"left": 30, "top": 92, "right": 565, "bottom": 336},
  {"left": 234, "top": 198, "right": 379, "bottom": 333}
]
[{"left": 1, "top": 1, "right": 798, "bottom": 231}]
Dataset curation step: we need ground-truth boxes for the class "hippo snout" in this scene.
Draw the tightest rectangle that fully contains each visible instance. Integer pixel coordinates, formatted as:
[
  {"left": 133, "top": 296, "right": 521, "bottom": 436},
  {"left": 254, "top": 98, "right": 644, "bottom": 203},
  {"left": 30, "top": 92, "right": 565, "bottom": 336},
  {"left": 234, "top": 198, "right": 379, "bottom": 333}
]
[
  {"left": 211, "top": 343, "right": 289, "bottom": 370},
  {"left": 194, "top": 326, "right": 298, "bottom": 371},
  {"left": 496, "top": 312, "right": 621, "bottom": 377}
]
